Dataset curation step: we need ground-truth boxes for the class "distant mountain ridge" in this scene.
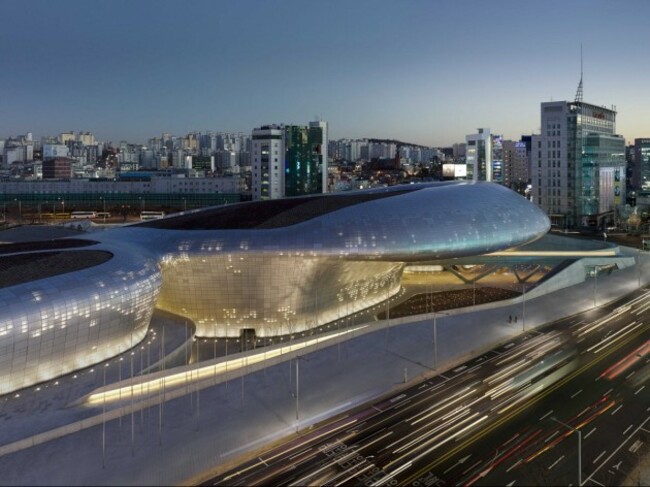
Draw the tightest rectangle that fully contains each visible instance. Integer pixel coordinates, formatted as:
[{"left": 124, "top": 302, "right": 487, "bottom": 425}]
[{"left": 366, "top": 138, "right": 431, "bottom": 149}]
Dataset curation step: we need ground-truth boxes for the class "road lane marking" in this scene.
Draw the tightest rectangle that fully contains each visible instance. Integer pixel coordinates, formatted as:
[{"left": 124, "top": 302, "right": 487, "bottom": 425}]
[
  {"left": 611, "top": 405, "right": 623, "bottom": 416},
  {"left": 289, "top": 448, "right": 311, "bottom": 460},
  {"left": 539, "top": 410, "right": 553, "bottom": 421},
  {"left": 626, "top": 371, "right": 636, "bottom": 379},
  {"left": 578, "top": 406, "right": 591, "bottom": 417},
  {"left": 389, "top": 394, "right": 407, "bottom": 403},
  {"left": 587, "top": 320, "right": 644, "bottom": 354},
  {"left": 503, "top": 433, "right": 519, "bottom": 446},
  {"left": 634, "top": 385, "right": 645, "bottom": 396},
  {"left": 583, "top": 416, "right": 650, "bottom": 486},
  {"left": 443, "top": 454, "right": 471, "bottom": 474},
  {"left": 603, "top": 388, "right": 613, "bottom": 397},
  {"left": 393, "top": 399, "right": 411, "bottom": 409},
  {"left": 584, "top": 427, "right": 597, "bottom": 439},
  {"left": 629, "top": 440, "right": 643, "bottom": 453},
  {"left": 593, "top": 450, "right": 607, "bottom": 464},
  {"left": 623, "top": 424, "right": 634, "bottom": 435},
  {"left": 462, "top": 460, "right": 482, "bottom": 475},
  {"left": 369, "top": 461, "right": 412, "bottom": 487},
  {"left": 548, "top": 455, "right": 564, "bottom": 470},
  {"left": 506, "top": 458, "right": 522, "bottom": 473},
  {"left": 402, "top": 325, "right": 648, "bottom": 486},
  {"left": 571, "top": 389, "right": 583, "bottom": 399},
  {"left": 544, "top": 431, "right": 559, "bottom": 443}
]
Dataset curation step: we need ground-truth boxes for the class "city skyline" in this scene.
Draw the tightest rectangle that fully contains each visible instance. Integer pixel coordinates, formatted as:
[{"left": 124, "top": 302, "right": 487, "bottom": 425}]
[{"left": 2, "top": 0, "right": 649, "bottom": 146}]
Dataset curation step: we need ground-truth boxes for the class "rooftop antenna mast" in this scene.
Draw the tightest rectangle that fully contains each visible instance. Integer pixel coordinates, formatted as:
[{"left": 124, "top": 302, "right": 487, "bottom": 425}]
[{"left": 574, "top": 44, "right": 583, "bottom": 103}]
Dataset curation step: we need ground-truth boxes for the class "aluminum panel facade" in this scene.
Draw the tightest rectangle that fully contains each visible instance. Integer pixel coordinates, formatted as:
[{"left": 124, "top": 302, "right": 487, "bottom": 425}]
[{"left": 0, "top": 182, "right": 549, "bottom": 393}]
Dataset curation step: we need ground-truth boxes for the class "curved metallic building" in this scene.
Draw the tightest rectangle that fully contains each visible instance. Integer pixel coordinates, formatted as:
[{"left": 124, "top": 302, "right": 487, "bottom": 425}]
[{"left": 0, "top": 182, "right": 549, "bottom": 394}]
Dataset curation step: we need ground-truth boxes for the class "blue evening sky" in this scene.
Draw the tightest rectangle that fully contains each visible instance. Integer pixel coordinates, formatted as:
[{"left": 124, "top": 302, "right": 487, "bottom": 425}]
[{"left": 1, "top": 0, "right": 649, "bottom": 146}]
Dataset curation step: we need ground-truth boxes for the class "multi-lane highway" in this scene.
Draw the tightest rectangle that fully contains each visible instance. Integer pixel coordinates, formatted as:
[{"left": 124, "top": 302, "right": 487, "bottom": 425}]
[{"left": 203, "top": 289, "right": 650, "bottom": 486}]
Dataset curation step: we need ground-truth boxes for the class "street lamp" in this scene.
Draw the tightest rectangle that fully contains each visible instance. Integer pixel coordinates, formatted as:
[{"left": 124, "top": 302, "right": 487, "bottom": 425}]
[
  {"left": 100, "top": 197, "right": 106, "bottom": 223},
  {"left": 432, "top": 310, "right": 450, "bottom": 370},
  {"left": 639, "top": 242, "right": 644, "bottom": 288},
  {"left": 522, "top": 283, "right": 526, "bottom": 332},
  {"left": 295, "top": 355, "right": 309, "bottom": 432},
  {"left": 593, "top": 265, "right": 601, "bottom": 307},
  {"left": 473, "top": 280, "right": 477, "bottom": 308},
  {"left": 550, "top": 417, "right": 581, "bottom": 486},
  {"left": 13, "top": 199, "right": 21, "bottom": 222}
]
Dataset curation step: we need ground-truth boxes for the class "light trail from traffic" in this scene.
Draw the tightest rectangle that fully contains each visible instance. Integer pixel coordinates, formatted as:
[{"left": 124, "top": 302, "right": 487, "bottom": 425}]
[{"left": 203, "top": 288, "right": 650, "bottom": 487}]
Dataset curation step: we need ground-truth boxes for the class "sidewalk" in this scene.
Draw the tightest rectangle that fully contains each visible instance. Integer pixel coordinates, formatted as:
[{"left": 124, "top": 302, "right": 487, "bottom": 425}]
[{"left": 0, "top": 247, "right": 647, "bottom": 485}]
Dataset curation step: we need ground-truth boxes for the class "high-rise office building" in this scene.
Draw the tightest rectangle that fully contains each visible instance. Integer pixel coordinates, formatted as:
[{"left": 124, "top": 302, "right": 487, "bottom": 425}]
[
  {"left": 252, "top": 125, "right": 285, "bottom": 200},
  {"left": 77, "top": 132, "right": 95, "bottom": 146},
  {"left": 491, "top": 135, "right": 503, "bottom": 183},
  {"left": 309, "top": 120, "right": 328, "bottom": 193},
  {"left": 284, "top": 123, "right": 326, "bottom": 197},
  {"left": 252, "top": 121, "right": 328, "bottom": 200},
  {"left": 502, "top": 137, "right": 531, "bottom": 191},
  {"left": 531, "top": 99, "right": 625, "bottom": 228},
  {"left": 60, "top": 131, "right": 75, "bottom": 145},
  {"left": 452, "top": 143, "right": 466, "bottom": 161},
  {"left": 632, "top": 138, "right": 650, "bottom": 191},
  {"left": 466, "top": 128, "right": 492, "bottom": 181}
]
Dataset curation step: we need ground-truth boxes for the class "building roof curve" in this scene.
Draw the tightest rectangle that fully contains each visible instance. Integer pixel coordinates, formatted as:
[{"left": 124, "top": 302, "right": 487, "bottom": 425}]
[{"left": 113, "top": 181, "right": 550, "bottom": 261}]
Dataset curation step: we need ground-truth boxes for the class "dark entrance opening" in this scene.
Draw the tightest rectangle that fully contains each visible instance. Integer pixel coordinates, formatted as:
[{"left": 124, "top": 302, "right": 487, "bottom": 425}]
[{"left": 239, "top": 328, "right": 257, "bottom": 352}]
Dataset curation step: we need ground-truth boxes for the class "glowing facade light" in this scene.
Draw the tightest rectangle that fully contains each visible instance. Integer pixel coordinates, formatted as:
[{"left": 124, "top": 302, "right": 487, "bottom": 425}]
[{"left": 0, "top": 182, "right": 550, "bottom": 394}]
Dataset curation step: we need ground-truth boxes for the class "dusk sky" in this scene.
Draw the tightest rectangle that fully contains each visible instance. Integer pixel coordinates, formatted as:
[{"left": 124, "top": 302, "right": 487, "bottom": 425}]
[{"left": 2, "top": 0, "right": 649, "bottom": 146}]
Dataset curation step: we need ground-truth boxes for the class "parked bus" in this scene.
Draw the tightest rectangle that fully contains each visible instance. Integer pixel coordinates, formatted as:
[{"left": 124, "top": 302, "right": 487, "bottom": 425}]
[
  {"left": 140, "top": 211, "right": 165, "bottom": 221},
  {"left": 70, "top": 211, "right": 97, "bottom": 219},
  {"left": 95, "top": 212, "right": 111, "bottom": 219}
]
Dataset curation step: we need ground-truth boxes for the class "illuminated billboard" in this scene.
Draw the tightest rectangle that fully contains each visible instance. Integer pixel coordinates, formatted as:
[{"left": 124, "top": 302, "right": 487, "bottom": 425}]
[
  {"left": 442, "top": 164, "right": 467, "bottom": 179},
  {"left": 43, "top": 144, "right": 69, "bottom": 159}
]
